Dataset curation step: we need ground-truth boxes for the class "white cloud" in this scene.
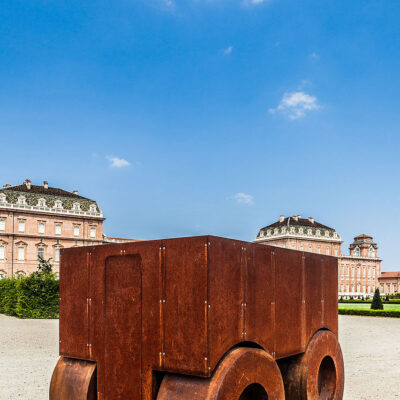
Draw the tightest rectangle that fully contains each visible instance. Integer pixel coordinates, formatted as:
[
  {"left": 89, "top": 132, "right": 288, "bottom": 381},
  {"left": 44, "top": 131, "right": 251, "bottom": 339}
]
[
  {"left": 223, "top": 46, "right": 233, "bottom": 55},
  {"left": 310, "top": 52, "right": 319, "bottom": 59},
  {"left": 233, "top": 192, "right": 254, "bottom": 205},
  {"left": 106, "top": 156, "right": 131, "bottom": 168},
  {"left": 269, "top": 91, "right": 321, "bottom": 119},
  {"left": 243, "top": 0, "right": 270, "bottom": 5}
]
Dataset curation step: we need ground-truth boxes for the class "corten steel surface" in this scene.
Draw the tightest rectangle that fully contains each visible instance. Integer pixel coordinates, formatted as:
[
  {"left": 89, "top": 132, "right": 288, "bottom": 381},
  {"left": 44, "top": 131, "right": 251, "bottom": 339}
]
[
  {"left": 157, "top": 347, "right": 285, "bottom": 400},
  {"left": 280, "top": 330, "right": 344, "bottom": 400},
  {"left": 49, "top": 357, "right": 97, "bottom": 400},
  {"left": 53, "top": 235, "right": 340, "bottom": 400}
]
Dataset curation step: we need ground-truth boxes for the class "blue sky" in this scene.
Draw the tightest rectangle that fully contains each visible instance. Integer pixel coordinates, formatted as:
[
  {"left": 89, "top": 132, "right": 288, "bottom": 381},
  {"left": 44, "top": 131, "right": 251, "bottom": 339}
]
[{"left": 1, "top": 0, "right": 400, "bottom": 269}]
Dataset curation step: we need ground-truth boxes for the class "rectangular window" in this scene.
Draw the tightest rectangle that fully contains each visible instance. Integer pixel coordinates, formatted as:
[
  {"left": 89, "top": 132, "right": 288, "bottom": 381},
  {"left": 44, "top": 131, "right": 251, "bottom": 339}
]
[
  {"left": 334, "top": 248, "right": 338, "bottom": 257},
  {"left": 38, "top": 248, "right": 44, "bottom": 259},
  {"left": 55, "top": 224, "right": 62, "bottom": 235},
  {"left": 326, "top": 247, "right": 330, "bottom": 255},
  {"left": 18, "top": 247, "right": 24, "bottom": 261},
  {"left": 18, "top": 221, "right": 25, "bottom": 233},
  {"left": 317, "top": 247, "right": 321, "bottom": 254},
  {"left": 38, "top": 223, "right": 45, "bottom": 234},
  {"left": 0, "top": 246, "right": 4, "bottom": 260},
  {"left": 0, "top": 220, "right": 5, "bottom": 231},
  {"left": 55, "top": 248, "right": 60, "bottom": 263},
  {"left": 90, "top": 227, "right": 96, "bottom": 238},
  {"left": 74, "top": 226, "right": 80, "bottom": 237}
]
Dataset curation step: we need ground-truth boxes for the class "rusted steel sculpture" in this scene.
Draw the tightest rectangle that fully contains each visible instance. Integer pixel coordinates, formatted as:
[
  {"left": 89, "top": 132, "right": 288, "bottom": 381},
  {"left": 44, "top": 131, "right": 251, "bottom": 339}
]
[{"left": 50, "top": 236, "right": 344, "bottom": 400}]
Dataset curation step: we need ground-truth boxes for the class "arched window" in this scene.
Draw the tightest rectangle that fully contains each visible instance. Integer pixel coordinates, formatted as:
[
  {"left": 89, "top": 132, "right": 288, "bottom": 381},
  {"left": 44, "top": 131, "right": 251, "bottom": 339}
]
[
  {"left": 38, "top": 198, "right": 46, "bottom": 207},
  {"left": 369, "top": 246, "right": 375, "bottom": 258},
  {"left": 18, "top": 196, "right": 26, "bottom": 205},
  {"left": 354, "top": 246, "right": 360, "bottom": 257},
  {"left": 73, "top": 203, "right": 81, "bottom": 211}
]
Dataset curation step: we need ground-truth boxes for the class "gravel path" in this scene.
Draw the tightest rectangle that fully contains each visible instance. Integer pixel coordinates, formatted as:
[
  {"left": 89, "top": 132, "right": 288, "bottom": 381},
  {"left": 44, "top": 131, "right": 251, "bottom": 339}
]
[
  {"left": 0, "top": 314, "right": 399, "bottom": 399},
  {"left": 0, "top": 314, "right": 59, "bottom": 400}
]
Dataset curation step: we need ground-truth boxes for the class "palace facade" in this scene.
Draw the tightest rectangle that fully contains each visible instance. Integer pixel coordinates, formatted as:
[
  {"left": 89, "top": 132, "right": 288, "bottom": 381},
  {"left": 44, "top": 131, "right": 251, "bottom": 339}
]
[
  {"left": 0, "top": 180, "right": 104, "bottom": 277},
  {"left": 378, "top": 272, "right": 400, "bottom": 295},
  {"left": 254, "top": 215, "right": 382, "bottom": 298}
]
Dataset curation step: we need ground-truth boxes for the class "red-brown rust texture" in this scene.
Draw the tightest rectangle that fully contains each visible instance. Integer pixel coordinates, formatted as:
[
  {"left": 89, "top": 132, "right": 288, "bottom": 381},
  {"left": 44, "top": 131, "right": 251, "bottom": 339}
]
[
  {"left": 49, "top": 357, "right": 97, "bottom": 400},
  {"left": 280, "top": 330, "right": 344, "bottom": 400},
  {"left": 53, "top": 235, "right": 340, "bottom": 400},
  {"left": 157, "top": 347, "right": 285, "bottom": 400}
]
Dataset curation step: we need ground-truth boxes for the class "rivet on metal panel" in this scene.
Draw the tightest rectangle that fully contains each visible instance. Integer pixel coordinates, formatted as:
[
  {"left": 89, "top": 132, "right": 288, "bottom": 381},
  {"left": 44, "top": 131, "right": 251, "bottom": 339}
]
[{"left": 204, "top": 357, "right": 208, "bottom": 361}]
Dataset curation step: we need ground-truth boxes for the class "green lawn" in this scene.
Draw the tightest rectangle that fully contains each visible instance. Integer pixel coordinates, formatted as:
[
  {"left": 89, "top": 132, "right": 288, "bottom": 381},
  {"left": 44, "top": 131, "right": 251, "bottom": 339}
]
[{"left": 339, "top": 303, "right": 400, "bottom": 311}]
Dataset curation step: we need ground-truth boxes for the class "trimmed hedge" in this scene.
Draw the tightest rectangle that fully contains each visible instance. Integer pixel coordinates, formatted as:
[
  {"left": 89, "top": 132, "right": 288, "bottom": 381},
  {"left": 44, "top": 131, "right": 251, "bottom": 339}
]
[
  {"left": 0, "top": 272, "right": 59, "bottom": 319},
  {"left": 338, "top": 299, "right": 400, "bottom": 304},
  {"left": 339, "top": 308, "right": 400, "bottom": 318}
]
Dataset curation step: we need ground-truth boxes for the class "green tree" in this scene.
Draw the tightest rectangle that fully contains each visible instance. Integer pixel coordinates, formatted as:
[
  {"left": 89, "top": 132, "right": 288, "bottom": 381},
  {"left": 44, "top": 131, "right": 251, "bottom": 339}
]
[
  {"left": 36, "top": 256, "right": 53, "bottom": 275},
  {"left": 371, "top": 288, "right": 384, "bottom": 310}
]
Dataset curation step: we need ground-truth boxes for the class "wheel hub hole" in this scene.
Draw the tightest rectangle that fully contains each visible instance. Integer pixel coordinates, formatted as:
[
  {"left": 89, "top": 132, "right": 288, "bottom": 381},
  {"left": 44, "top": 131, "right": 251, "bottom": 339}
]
[
  {"left": 318, "top": 356, "right": 336, "bottom": 400},
  {"left": 239, "top": 383, "right": 268, "bottom": 400}
]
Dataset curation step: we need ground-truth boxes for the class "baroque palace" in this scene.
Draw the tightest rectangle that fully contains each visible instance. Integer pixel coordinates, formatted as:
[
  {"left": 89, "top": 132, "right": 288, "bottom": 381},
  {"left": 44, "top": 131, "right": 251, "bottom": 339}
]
[
  {"left": 0, "top": 179, "right": 106, "bottom": 278},
  {"left": 254, "top": 215, "right": 393, "bottom": 297}
]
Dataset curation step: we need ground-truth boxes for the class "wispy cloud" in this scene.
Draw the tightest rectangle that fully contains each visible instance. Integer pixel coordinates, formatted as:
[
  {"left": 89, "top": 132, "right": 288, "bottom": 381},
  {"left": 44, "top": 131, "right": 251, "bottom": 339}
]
[
  {"left": 243, "top": 0, "right": 270, "bottom": 5},
  {"left": 106, "top": 156, "right": 131, "bottom": 168},
  {"left": 233, "top": 192, "right": 254, "bottom": 205},
  {"left": 310, "top": 52, "right": 319, "bottom": 59},
  {"left": 223, "top": 46, "right": 233, "bottom": 55},
  {"left": 269, "top": 91, "right": 321, "bottom": 119}
]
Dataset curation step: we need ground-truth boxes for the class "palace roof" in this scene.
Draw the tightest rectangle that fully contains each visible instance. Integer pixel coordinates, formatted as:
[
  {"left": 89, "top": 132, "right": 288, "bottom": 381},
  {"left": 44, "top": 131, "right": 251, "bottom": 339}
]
[
  {"left": 260, "top": 216, "right": 335, "bottom": 232},
  {"left": 0, "top": 184, "right": 92, "bottom": 201}
]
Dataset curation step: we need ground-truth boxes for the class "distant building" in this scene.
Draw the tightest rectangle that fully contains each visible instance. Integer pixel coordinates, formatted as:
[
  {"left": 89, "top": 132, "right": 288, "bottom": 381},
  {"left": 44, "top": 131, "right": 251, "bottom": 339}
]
[
  {"left": 254, "top": 215, "right": 342, "bottom": 256},
  {"left": 378, "top": 272, "right": 400, "bottom": 295},
  {"left": 254, "top": 215, "right": 382, "bottom": 298},
  {"left": 338, "top": 235, "right": 381, "bottom": 298},
  {"left": 0, "top": 179, "right": 104, "bottom": 277}
]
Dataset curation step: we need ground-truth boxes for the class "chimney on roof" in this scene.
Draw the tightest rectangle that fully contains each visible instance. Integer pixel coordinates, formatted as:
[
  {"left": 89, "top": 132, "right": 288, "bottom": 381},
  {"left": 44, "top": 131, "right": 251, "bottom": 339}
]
[
  {"left": 3, "top": 184, "right": 11, "bottom": 188},
  {"left": 293, "top": 215, "right": 299, "bottom": 221},
  {"left": 25, "top": 179, "right": 31, "bottom": 190},
  {"left": 308, "top": 217, "right": 314, "bottom": 224},
  {"left": 279, "top": 215, "right": 285, "bottom": 222},
  {"left": 43, "top": 181, "right": 48, "bottom": 189},
  {"left": 72, "top": 190, "right": 78, "bottom": 195}
]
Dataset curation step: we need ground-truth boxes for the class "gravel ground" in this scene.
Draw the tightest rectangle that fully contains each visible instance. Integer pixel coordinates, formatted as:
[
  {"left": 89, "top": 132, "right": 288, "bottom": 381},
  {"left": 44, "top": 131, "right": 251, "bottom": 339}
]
[{"left": 0, "top": 314, "right": 399, "bottom": 399}]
